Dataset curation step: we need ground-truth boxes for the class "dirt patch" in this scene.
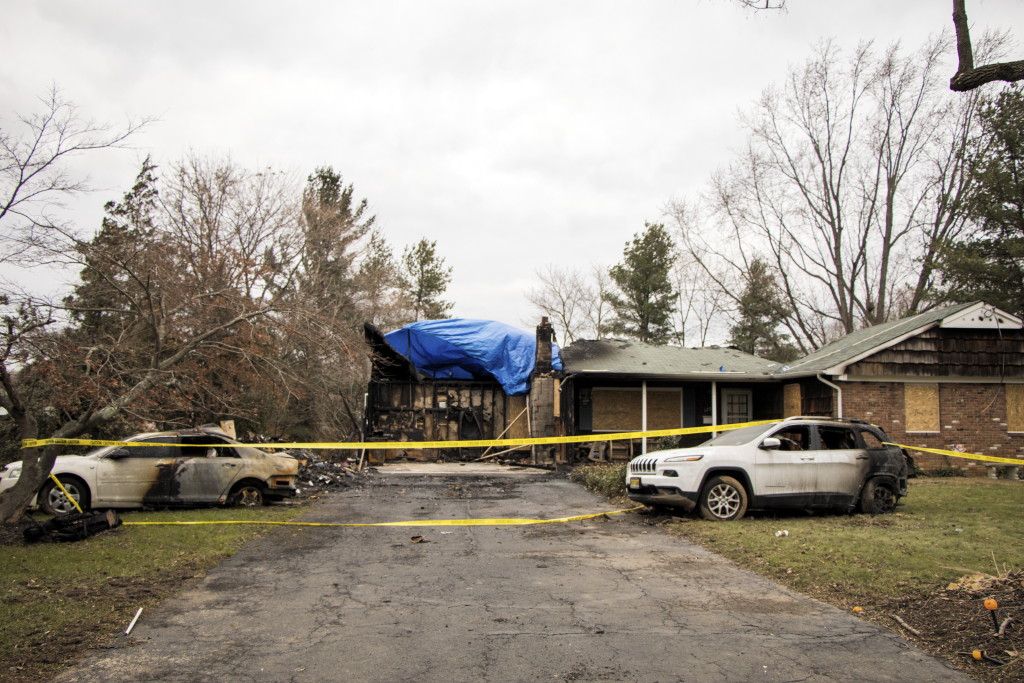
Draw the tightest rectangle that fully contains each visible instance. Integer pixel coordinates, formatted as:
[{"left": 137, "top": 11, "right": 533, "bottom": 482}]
[
  {"left": 4, "top": 557, "right": 204, "bottom": 683},
  {"left": 0, "top": 517, "right": 39, "bottom": 546},
  {"left": 872, "top": 571, "right": 1023, "bottom": 682}
]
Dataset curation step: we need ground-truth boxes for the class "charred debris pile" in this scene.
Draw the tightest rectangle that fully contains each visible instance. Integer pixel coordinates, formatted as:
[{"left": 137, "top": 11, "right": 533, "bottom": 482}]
[{"left": 294, "top": 450, "right": 370, "bottom": 494}]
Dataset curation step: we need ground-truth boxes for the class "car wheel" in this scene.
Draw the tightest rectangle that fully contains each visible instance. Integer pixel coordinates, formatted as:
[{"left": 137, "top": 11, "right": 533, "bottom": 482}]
[
  {"left": 39, "top": 476, "right": 91, "bottom": 516},
  {"left": 699, "top": 476, "right": 748, "bottom": 521},
  {"left": 859, "top": 478, "right": 897, "bottom": 515},
  {"left": 229, "top": 483, "right": 264, "bottom": 507}
]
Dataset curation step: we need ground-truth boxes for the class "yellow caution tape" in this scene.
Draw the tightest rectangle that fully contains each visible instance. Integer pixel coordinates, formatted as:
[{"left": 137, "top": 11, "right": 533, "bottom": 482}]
[
  {"left": 48, "top": 473, "right": 84, "bottom": 514},
  {"left": 123, "top": 506, "right": 645, "bottom": 527},
  {"left": 21, "top": 420, "right": 774, "bottom": 451},
  {"left": 887, "top": 443, "right": 1024, "bottom": 466}
]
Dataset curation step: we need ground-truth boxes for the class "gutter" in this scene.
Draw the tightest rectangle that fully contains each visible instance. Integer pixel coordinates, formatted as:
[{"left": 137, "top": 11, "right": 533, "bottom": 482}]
[{"left": 816, "top": 374, "right": 843, "bottom": 418}]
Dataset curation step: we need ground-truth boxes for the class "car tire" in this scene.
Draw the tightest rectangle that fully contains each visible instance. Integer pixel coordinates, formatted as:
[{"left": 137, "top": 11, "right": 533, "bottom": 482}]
[
  {"left": 698, "top": 476, "right": 748, "bottom": 521},
  {"left": 859, "top": 478, "right": 897, "bottom": 515},
  {"left": 229, "top": 482, "right": 265, "bottom": 507},
  {"left": 39, "top": 476, "right": 91, "bottom": 516}
]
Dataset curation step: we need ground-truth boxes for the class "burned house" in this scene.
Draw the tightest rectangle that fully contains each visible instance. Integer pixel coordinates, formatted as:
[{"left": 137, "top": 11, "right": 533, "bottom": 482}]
[
  {"left": 365, "top": 302, "right": 1024, "bottom": 473},
  {"left": 363, "top": 318, "right": 561, "bottom": 463},
  {"left": 364, "top": 317, "right": 779, "bottom": 464}
]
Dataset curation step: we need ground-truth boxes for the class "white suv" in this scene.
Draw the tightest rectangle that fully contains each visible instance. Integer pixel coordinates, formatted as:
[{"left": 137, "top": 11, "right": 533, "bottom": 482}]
[{"left": 625, "top": 417, "right": 910, "bottom": 521}]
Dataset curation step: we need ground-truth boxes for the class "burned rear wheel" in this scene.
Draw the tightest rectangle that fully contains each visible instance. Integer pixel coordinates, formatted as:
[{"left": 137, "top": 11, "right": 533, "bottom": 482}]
[
  {"left": 229, "top": 483, "right": 265, "bottom": 508},
  {"left": 859, "top": 478, "right": 897, "bottom": 515},
  {"left": 39, "top": 476, "right": 91, "bottom": 516},
  {"left": 698, "top": 476, "right": 748, "bottom": 521}
]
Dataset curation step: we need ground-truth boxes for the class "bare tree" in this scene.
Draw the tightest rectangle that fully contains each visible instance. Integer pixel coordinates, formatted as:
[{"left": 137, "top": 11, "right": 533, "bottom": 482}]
[
  {"left": 525, "top": 265, "right": 590, "bottom": 344},
  {"left": 0, "top": 87, "right": 148, "bottom": 265},
  {"left": 735, "top": 0, "right": 785, "bottom": 8},
  {"left": 950, "top": 0, "right": 1024, "bottom": 91},
  {"left": 673, "top": 37, "right": 985, "bottom": 351},
  {"left": 0, "top": 149, "right": 302, "bottom": 522},
  {"left": 585, "top": 265, "right": 614, "bottom": 341},
  {"left": 0, "top": 92, "right": 154, "bottom": 522},
  {"left": 524, "top": 264, "right": 616, "bottom": 343}
]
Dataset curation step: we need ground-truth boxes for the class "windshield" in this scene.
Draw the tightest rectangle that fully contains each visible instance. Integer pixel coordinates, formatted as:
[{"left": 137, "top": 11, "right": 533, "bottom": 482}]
[{"left": 699, "top": 423, "right": 775, "bottom": 447}]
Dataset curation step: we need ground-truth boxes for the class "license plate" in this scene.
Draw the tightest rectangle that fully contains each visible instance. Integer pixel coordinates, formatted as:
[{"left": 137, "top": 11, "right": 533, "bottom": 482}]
[{"left": 629, "top": 477, "right": 641, "bottom": 489}]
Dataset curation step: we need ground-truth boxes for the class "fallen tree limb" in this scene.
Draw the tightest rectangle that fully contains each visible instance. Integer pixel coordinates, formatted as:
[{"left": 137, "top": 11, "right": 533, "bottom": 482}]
[{"left": 890, "top": 614, "right": 923, "bottom": 638}]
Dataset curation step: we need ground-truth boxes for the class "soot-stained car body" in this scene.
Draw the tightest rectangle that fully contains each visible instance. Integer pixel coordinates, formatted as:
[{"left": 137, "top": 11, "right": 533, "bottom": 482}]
[
  {"left": 626, "top": 416, "right": 910, "bottom": 521},
  {"left": 0, "top": 426, "right": 298, "bottom": 515}
]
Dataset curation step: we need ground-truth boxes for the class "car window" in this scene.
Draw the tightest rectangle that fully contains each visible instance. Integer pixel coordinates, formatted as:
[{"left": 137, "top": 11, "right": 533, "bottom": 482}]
[
  {"left": 818, "top": 426, "right": 858, "bottom": 450},
  {"left": 122, "top": 436, "right": 178, "bottom": 458},
  {"left": 859, "top": 429, "right": 886, "bottom": 448},
  {"left": 702, "top": 423, "right": 773, "bottom": 446},
  {"left": 770, "top": 425, "right": 810, "bottom": 451},
  {"left": 180, "top": 435, "right": 240, "bottom": 458}
]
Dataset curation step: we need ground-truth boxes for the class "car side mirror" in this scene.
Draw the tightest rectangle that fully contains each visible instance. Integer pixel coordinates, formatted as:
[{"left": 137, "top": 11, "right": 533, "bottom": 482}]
[
  {"left": 761, "top": 437, "right": 782, "bottom": 450},
  {"left": 107, "top": 448, "right": 130, "bottom": 459}
]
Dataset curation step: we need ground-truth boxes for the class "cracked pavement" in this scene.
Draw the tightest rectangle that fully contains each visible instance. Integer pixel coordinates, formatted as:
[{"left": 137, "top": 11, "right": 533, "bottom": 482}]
[{"left": 53, "top": 467, "right": 966, "bottom": 682}]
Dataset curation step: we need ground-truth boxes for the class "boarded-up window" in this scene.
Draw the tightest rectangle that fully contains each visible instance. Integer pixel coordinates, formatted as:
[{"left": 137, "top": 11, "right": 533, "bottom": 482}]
[
  {"left": 905, "top": 384, "right": 939, "bottom": 432},
  {"left": 783, "top": 383, "right": 802, "bottom": 417},
  {"left": 592, "top": 388, "right": 681, "bottom": 431},
  {"left": 1007, "top": 384, "right": 1024, "bottom": 432}
]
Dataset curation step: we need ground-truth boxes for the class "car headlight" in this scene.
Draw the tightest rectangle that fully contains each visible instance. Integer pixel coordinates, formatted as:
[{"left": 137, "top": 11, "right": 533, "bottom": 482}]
[
  {"left": 2, "top": 466, "right": 20, "bottom": 480},
  {"left": 663, "top": 454, "right": 704, "bottom": 462}
]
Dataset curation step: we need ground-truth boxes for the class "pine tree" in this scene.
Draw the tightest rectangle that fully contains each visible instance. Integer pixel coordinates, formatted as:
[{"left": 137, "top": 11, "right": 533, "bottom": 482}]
[
  {"left": 401, "top": 238, "right": 453, "bottom": 320},
  {"left": 728, "top": 258, "right": 799, "bottom": 362},
  {"left": 937, "top": 85, "right": 1024, "bottom": 314},
  {"left": 65, "top": 157, "right": 160, "bottom": 335},
  {"left": 605, "top": 223, "right": 676, "bottom": 344},
  {"left": 297, "top": 167, "right": 375, "bottom": 319}
]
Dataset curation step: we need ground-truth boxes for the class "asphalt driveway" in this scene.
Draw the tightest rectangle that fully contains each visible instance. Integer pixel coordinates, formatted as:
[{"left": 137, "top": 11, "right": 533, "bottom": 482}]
[{"left": 53, "top": 466, "right": 965, "bottom": 682}]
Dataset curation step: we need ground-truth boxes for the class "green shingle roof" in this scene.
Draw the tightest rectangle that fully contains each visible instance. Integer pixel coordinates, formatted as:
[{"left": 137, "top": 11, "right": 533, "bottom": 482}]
[{"left": 561, "top": 338, "right": 780, "bottom": 379}]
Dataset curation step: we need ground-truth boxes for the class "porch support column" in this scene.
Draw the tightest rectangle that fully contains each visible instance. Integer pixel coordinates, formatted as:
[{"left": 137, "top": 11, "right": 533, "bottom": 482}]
[
  {"left": 711, "top": 380, "right": 718, "bottom": 436},
  {"left": 641, "top": 380, "right": 648, "bottom": 455}
]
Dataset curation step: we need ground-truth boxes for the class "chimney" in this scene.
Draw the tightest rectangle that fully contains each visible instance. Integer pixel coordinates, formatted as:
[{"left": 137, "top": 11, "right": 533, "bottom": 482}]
[{"left": 535, "top": 317, "right": 553, "bottom": 375}]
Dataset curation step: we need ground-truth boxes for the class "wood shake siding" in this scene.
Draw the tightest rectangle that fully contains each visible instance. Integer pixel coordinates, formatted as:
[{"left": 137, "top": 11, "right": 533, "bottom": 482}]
[{"left": 837, "top": 327, "right": 1024, "bottom": 473}]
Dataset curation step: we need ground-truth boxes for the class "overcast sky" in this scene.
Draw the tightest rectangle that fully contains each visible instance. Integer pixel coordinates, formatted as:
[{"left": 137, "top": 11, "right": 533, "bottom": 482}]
[{"left": 1, "top": 0, "right": 1020, "bottom": 337}]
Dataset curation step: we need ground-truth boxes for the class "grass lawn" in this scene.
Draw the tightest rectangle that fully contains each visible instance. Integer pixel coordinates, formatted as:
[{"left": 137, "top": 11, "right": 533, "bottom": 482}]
[
  {"left": 572, "top": 464, "right": 1023, "bottom": 604},
  {"left": 572, "top": 464, "right": 1024, "bottom": 680},
  {"left": 669, "top": 478, "right": 1024, "bottom": 608},
  {"left": 0, "top": 504, "right": 304, "bottom": 681}
]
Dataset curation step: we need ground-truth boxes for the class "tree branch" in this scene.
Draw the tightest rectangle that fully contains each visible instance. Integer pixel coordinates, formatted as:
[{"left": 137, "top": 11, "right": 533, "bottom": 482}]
[{"left": 950, "top": 0, "right": 1024, "bottom": 91}]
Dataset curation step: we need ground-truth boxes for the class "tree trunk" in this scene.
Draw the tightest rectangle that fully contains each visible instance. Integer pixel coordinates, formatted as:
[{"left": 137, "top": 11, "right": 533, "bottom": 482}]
[{"left": 950, "top": 0, "right": 1024, "bottom": 91}]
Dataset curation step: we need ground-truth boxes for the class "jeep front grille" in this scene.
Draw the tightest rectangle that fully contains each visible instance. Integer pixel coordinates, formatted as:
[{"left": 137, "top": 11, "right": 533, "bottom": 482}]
[{"left": 630, "top": 458, "right": 657, "bottom": 474}]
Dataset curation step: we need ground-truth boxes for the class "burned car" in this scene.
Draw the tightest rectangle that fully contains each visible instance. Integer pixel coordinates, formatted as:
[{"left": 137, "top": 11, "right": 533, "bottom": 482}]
[
  {"left": 0, "top": 426, "right": 298, "bottom": 515},
  {"left": 625, "top": 416, "right": 910, "bottom": 521}
]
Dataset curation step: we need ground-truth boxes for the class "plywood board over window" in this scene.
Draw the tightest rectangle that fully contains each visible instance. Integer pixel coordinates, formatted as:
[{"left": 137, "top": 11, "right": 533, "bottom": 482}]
[
  {"left": 905, "top": 384, "right": 939, "bottom": 432},
  {"left": 1007, "top": 384, "right": 1024, "bottom": 433},
  {"left": 592, "top": 388, "right": 681, "bottom": 431},
  {"left": 783, "top": 383, "right": 802, "bottom": 417}
]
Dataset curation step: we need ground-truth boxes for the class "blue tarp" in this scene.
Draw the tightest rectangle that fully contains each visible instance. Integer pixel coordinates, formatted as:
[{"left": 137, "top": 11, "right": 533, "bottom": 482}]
[{"left": 384, "top": 319, "right": 562, "bottom": 395}]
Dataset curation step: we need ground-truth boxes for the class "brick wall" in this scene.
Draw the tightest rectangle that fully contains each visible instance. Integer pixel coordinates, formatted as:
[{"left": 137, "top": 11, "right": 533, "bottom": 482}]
[{"left": 843, "top": 381, "right": 1024, "bottom": 475}]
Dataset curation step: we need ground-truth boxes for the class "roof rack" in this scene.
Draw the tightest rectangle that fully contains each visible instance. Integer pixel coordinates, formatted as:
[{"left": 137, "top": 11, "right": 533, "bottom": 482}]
[{"left": 778, "top": 415, "right": 870, "bottom": 425}]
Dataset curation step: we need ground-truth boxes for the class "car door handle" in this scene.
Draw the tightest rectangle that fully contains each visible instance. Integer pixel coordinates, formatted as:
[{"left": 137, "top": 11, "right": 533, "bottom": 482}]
[
  {"left": 155, "top": 463, "right": 171, "bottom": 468},
  {"left": 856, "top": 455, "right": 869, "bottom": 460},
  {"left": 800, "top": 457, "right": 815, "bottom": 461}
]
